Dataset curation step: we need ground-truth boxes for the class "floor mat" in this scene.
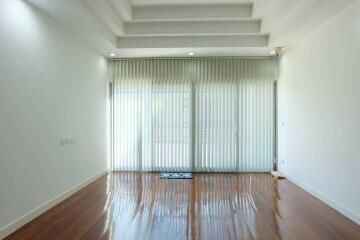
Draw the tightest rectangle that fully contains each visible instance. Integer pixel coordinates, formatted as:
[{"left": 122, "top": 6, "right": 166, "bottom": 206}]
[{"left": 159, "top": 172, "right": 193, "bottom": 179}]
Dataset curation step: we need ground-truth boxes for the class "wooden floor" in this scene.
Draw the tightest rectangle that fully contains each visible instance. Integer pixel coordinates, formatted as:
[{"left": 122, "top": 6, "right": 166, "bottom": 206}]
[{"left": 6, "top": 173, "right": 360, "bottom": 240}]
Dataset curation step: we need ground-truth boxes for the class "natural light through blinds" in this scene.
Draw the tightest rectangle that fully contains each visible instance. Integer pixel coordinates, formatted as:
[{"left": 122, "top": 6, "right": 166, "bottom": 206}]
[{"left": 111, "top": 58, "right": 277, "bottom": 172}]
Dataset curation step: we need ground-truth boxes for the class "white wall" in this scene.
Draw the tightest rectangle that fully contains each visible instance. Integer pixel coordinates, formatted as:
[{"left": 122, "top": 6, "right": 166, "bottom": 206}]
[
  {"left": 0, "top": 0, "right": 108, "bottom": 235},
  {"left": 278, "top": 1, "right": 360, "bottom": 224}
]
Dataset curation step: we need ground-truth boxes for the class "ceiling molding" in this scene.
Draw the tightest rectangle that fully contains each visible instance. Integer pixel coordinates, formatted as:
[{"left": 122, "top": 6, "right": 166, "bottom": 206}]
[
  {"left": 27, "top": 0, "right": 356, "bottom": 57},
  {"left": 125, "top": 19, "right": 261, "bottom": 35},
  {"left": 132, "top": 3, "right": 253, "bottom": 20},
  {"left": 107, "top": 0, "right": 132, "bottom": 21},
  {"left": 83, "top": 0, "right": 125, "bottom": 35},
  {"left": 118, "top": 34, "right": 268, "bottom": 48}
]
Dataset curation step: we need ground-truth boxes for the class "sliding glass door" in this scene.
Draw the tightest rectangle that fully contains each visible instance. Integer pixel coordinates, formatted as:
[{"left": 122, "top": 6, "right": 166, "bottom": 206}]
[
  {"left": 111, "top": 58, "right": 276, "bottom": 172},
  {"left": 152, "top": 82, "right": 192, "bottom": 171},
  {"left": 195, "top": 82, "right": 238, "bottom": 172},
  {"left": 113, "top": 80, "right": 144, "bottom": 171},
  {"left": 239, "top": 78, "right": 274, "bottom": 171}
]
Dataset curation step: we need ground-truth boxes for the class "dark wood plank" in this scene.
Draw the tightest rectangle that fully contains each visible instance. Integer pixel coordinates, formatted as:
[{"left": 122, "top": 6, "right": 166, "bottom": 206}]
[{"left": 5, "top": 172, "right": 360, "bottom": 240}]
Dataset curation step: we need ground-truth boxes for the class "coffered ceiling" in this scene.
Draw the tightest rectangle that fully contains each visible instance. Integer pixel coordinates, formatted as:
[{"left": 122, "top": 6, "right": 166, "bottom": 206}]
[{"left": 27, "top": 0, "right": 354, "bottom": 58}]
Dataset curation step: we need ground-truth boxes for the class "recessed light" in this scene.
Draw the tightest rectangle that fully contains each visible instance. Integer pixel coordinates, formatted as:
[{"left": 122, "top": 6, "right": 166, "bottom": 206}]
[
  {"left": 109, "top": 53, "right": 116, "bottom": 57},
  {"left": 269, "top": 50, "right": 276, "bottom": 55},
  {"left": 187, "top": 52, "right": 195, "bottom": 56}
]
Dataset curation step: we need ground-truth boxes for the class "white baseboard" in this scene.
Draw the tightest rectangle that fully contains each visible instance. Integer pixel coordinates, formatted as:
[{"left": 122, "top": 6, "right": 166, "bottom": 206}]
[
  {"left": 0, "top": 170, "right": 108, "bottom": 239},
  {"left": 284, "top": 173, "right": 360, "bottom": 225}
]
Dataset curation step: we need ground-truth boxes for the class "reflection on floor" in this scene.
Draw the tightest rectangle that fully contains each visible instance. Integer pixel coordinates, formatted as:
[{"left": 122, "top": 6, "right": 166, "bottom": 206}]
[{"left": 6, "top": 172, "right": 360, "bottom": 240}]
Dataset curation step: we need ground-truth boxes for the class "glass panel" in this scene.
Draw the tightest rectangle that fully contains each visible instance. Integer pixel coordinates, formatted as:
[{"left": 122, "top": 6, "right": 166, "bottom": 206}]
[{"left": 195, "top": 82, "right": 238, "bottom": 172}]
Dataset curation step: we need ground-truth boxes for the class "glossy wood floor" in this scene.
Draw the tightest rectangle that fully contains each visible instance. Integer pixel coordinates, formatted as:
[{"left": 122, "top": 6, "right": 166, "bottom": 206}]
[{"left": 6, "top": 172, "right": 360, "bottom": 240}]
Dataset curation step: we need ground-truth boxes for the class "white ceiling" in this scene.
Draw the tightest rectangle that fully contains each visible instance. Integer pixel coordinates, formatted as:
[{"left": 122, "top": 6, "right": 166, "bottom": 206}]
[{"left": 27, "top": 0, "right": 354, "bottom": 58}]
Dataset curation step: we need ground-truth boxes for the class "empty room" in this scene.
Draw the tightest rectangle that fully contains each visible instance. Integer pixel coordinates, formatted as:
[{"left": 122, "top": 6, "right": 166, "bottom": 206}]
[{"left": 1, "top": 0, "right": 360, "bottom": 239}]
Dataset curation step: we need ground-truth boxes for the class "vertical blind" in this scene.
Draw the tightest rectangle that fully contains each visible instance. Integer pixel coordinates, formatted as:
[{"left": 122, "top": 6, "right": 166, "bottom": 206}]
[{"left": 111, "top": 58, "right": 277, "bottom": 172}]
